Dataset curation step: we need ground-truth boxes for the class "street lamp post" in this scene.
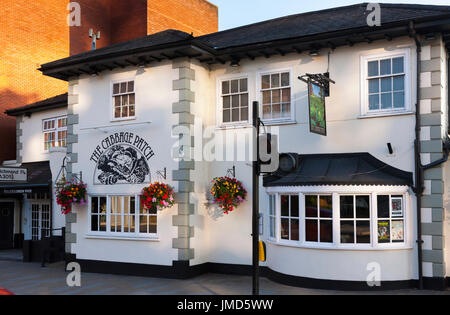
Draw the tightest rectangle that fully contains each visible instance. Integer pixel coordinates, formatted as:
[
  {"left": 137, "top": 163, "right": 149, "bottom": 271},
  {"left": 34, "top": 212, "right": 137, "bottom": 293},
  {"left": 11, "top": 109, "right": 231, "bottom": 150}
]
[{"left": 252, "top": 101, "right": 260, "bottom": 296}]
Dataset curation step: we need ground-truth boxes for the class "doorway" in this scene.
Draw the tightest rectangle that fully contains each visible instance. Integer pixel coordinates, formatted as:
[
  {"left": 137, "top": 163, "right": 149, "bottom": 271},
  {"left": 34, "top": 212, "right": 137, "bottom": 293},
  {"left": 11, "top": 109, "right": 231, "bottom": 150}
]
[{"left": 0, "top": 202, "right": 15, "bottom": 249}]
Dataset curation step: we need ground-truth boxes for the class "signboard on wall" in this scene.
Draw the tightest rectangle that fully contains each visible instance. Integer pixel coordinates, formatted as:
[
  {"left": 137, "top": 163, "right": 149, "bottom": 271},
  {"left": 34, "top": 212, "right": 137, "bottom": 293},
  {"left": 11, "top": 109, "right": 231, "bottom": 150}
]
[
  {"left": 308, "top": 82, "right": 327, "bottom": 136},
  {"left": 90, "top": 132, "right": 155, "bottom": 185},
  {"left": 0, "top": 167, "right": 27, "bottom": 182}
]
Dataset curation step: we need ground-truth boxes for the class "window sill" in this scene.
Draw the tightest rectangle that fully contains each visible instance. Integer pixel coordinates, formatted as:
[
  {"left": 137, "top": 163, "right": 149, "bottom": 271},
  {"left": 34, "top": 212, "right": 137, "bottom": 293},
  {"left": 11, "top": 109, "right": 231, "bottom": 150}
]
[
  {"left": 266, "top": 239, "right": 412, "bottom": 251},
  {"left": 111, "top": 117, "right": 137, "bottom": 123},
  {"left": 358, "top": 111, "right": 414, "bottom": 119},
  {"left": 216, "top": 123, "right": 253, "bottom": 130},
  {"left": 85, "top": 234, "right": 160, "bottom": 242}
]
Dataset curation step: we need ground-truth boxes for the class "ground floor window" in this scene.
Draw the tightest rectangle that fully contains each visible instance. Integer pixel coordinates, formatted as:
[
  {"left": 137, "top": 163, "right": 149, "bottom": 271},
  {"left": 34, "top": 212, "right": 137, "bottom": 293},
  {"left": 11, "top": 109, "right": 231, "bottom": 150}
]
[
  {"left": 267, "top": 190, "right": 409, "bottom": 249},
  {"left": 89, "top": 195, "right": 157, "bottom": 236},
  {"left": 31, "top": 203, "right": 50, "bottom": 240}
]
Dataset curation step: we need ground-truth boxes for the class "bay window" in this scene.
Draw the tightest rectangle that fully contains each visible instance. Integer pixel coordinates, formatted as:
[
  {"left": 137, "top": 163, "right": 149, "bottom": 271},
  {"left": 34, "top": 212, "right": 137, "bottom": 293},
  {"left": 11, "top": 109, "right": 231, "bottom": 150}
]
[
  {"left": 267, "top": 190, "right": 409, "bottom": 249},
  {"left": 89, "top": 195, "right": 157, "bottom": 237}
]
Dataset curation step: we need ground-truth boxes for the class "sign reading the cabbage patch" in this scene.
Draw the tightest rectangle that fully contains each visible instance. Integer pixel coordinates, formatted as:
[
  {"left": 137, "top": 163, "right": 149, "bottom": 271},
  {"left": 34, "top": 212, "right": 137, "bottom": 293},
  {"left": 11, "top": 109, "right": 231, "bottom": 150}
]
[
  {"left": 308, "top": 82, "right": 327, "bottom": 136},
  {"left": 90, "top": 132, "right": 155, "bottom": 185}
]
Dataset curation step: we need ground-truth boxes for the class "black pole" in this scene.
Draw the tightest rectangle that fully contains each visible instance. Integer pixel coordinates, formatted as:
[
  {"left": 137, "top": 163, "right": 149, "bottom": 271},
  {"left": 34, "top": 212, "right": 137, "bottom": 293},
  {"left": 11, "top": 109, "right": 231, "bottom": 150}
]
[{"left": 252, "top": 101, "right": 260, "bottom": 295}]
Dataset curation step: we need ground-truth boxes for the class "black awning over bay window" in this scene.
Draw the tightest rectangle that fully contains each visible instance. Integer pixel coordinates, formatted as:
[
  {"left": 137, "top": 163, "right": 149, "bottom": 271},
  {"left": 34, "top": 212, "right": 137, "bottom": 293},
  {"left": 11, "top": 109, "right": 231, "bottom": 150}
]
[{"left": 263, "top": 153, "right": 413, "bottom": 187}]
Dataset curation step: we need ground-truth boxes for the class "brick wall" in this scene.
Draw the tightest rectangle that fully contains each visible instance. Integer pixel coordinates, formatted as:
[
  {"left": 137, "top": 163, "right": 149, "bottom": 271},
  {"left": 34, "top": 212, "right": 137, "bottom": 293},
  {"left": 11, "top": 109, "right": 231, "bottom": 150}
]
[
  {"left": 0, "top": 0, "right": 69, "bottom": 162},
  {"left": 148, "top": 0, "right": 218, "bottom": 36}
]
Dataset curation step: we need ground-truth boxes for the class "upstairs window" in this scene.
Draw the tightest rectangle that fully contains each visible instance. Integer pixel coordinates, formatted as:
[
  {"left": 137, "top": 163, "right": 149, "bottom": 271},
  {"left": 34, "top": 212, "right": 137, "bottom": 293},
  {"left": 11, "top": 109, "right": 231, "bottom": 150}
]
[
  {"left": 361, "top": 49, "right": 410, "bottom": 116},
  {"left": 113, "top": 80, "right": 135, "bottom": 120},
  {"left": 220, "top": 78, "right": 249, "bottom": 124},
  {"left": 260, "top": 71, "right": 292, "bottom": 122},
  {"left": 43, "top": 116, "right": 67, "bottom": 151}
]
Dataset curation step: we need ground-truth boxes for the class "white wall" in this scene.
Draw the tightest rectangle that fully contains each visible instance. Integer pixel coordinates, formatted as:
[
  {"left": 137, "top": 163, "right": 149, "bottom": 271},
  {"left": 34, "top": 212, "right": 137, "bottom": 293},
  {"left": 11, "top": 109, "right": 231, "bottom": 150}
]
[{"left": 71, "top": 61, "right": 179, "bottom": 265}]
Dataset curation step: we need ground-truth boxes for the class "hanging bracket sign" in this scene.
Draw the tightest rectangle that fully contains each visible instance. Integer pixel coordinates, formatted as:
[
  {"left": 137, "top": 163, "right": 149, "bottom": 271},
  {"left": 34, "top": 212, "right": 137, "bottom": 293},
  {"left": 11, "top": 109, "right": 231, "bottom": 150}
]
[{"left": 299, "top": 73, "right": 335, "bottom": 136}]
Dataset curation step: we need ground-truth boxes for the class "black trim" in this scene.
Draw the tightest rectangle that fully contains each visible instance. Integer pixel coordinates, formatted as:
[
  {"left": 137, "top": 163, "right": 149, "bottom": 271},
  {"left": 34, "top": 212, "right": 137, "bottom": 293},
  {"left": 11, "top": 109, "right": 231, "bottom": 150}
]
[
  {"left": 64, "top": 256, "right": 448, "bottom": 291},
  {"left": 5, "top": 93, "right": 67, "bottom": 117}
]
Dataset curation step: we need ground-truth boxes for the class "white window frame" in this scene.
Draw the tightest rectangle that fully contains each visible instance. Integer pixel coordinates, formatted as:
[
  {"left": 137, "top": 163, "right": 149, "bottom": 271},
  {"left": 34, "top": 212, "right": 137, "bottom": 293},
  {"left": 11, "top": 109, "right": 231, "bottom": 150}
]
[
  {"left": 87, "top": 194, "right": 158, "bottom": 240},
  {"left": 278, "top": 194, "right": 300, "bottom": 243},
  {"left": 43, "top": 116, "right": 67, "bottom": 152},
  {"left": 216, "top": 74, "right": 252, "bottom": 128},
  {"left": 303, "top": 194, "right": 333, "bottom": 245},
  {"left": 360, "top": 48, "right": 412, "bottom": 117},
  {"left": 111, "top": 79, "right": 136, "bottom": 122},
  {"left": 265, "top": 186, "right": 412, "bottom": 250},
  {"left": 257, "top": 68, "right": 295, "bottom": 125}
]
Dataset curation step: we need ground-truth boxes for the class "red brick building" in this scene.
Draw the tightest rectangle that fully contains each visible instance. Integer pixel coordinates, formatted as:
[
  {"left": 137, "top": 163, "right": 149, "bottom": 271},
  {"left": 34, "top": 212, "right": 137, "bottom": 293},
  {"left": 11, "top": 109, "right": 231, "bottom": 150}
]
[{"left": 0, "top": 0, "right": 218, "bottom": 162}]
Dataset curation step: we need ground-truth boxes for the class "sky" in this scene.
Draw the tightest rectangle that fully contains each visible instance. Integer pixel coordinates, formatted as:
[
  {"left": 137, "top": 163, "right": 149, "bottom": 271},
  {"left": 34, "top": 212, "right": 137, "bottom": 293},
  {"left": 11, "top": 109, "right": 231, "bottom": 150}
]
[{"left": 208, "top": 0, "right": 450, "bottom": 31}]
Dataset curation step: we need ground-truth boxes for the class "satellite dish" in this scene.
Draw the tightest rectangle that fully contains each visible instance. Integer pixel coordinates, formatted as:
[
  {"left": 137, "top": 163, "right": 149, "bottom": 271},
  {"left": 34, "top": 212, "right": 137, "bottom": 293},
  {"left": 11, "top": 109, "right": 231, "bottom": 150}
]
[{"left": 279, "top": 153, "right": 298, "bottom": 173}]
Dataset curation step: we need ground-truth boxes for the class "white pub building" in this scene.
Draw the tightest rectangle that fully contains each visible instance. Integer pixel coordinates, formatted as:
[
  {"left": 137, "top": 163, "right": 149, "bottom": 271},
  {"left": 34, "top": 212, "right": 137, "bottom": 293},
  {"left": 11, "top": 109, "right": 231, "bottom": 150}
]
[{"left": 2, "top": 3, "right": 450, "bottom": 290}]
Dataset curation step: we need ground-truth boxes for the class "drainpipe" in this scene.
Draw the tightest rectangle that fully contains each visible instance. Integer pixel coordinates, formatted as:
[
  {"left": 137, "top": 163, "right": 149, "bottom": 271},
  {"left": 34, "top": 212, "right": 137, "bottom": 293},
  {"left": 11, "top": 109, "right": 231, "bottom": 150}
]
[{"left": 409, "top": 21, "right": 424, "bottom": 290}]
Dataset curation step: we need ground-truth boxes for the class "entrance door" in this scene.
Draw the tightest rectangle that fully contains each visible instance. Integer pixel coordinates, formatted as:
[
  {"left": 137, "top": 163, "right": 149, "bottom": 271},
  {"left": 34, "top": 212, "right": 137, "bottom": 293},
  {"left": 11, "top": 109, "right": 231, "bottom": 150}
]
[
  {"left": 0, "top": 202, "right": 15, "bottom": 249},
  {"left": 31, "top": 203, "right": 50, "bottom": 240}
]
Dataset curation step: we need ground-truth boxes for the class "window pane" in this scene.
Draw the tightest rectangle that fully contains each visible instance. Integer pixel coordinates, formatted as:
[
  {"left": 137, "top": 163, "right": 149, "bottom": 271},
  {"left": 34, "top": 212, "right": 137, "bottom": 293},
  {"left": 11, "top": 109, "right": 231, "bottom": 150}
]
[
  {"left": 368, "top": 61, "right": 379, "bottom": 77},
  {"left": 377, "top": 195, "right": 390, "bottom": 218},
  {"left": 305, "top": 195, "right": 318, "bottom": 217},
  {"left": 223, "top": 96, "right": 231, "bottom": 109},
  {"left": 240, "top": 79, "right": 248, "bottom": 92},
  {"left": 222, "top": 81, "right": 230, "bottom": 94},
  {"left": 272, "top": 90, "right": 280, "bottom": 103},
  {"left": 369, "top": 79, "right": 379, "bottom": 93},
  {"left": 380, "top": 59, "right": 391, "bottom": 75},
  {"left": 291, "top": 195, "right": 299, "bottom": 217},
  {"left": 129, "top": 106, "right": 135, "bottom": 117},
  {"left": 115, "top": 107, "right": 121, "bottom": 118},
  {"left": 340, "top": 221, "right": 354, "bottom": 243},
  {"left": 356, "top": 221, "right": 370, "bottom": 244},
  {"left": 100, "top": 215, "right": 107, "bottom": 232},
  {"left": 281, "top": 72, "right": 290, "bottom": 87},
  {"left": 100, "top": 197, "right": 107, "bottom": 213},
  {"left": 306, "top": 220, "right": 318, "bottom": 242},
  {"left": 271, "top": 74, "right": 280, "bottom": 88},
  {"left": 380, "top": 77, "right": 392, "bottom": 92},
  {"left": 140, "top": 216, "right": 148, "bottom": 234},
  {"left": 282, "top": 88, "right": 291, "bottom": 102},
  {"left": 272, "top": 104, "right": 281, "bottom": 119},
  {"left": 262, "top": 91, "right": 271, "bottom": 105},
  {"left": 392, "top": 220, "right": 404, "bottom": 242},
  {"left": 129, "top": 94, "right": 135, "bottom": 105},
  {"left": 281, "top": 195, "right": 289, "bottom": 217},
  {"left": 232, "top": 95, "right": 240, "bottom": 108},
  {"left": 149, "top": 216, "right": 157, "bottom": 234},
  {"left": 223, "top": 110, "right": 231, "bottom": 123},
  {"left": 378, "top": 220, "right": 390, "bottom": 243},
  {"left": 120, "top": 82, "right": 127, "bottom": 93},
  {"left": 232, "top": 109, "right": 240, "bottom": 122},
  {"left": 340, "top": 196, "right": 354, "bottom": 218},
  {"left": 262, "top": 75, "right": 270, "bottom": 89},
  {"left": 391, "top": 197, "right": 403, "bottom": 218},
  {"left": 269, "top": 217, "right": 275, "bottom": 238},
  {"left": 392, "top": 57, "right": 404, "bottom": 74},
  {"left": 356, "top": 196, "right": 370, "bottom": 218},
  {"left": 92, "top": 197, "right": 99, "bottom": 213},
  {"left": 241, "top": 107, "right": 249, "bottom": 121},
  {"left": 393, "top": 92, "right": 405, "bottom": 108},
  {"left": 91, "top": 215, "right": 98, "bottom": 231},
  {"left": 291, "top": 219, "right": 299, "bottom": 241},
  {"left": 281, "top": 218, "right": 289, "bottom": 240},
  {"left": 127, "top": 81, "right": 134, "bottom": 92},
  {"left": 320, "top": 196, "right": 332, "bottom": 218},
  {"left": 369, "top": 94, "right": 379, "bottom": 110},
  {"left": 262, "top": 105, "right": 271, "bottom": 119},
  {"left": 393, "top": 76, "right": 404, "bottom": 91},
  {"left": 231, "top": 80, "right": 239, "bottom": 93},
  {"left": 240, "top": 94, "right": 248, "bottom": 107},
  {"left": 113, "top": 83, "right": 120, "bottom": 95},
  {"left": 320, "top": 220, "right": 333, "bottom": 243},
  {"left": 281, "top": 103, "right": 290, "bottom": 117},
  {"left": 381, "top": 93, "right": 392, "bottom": 109}
]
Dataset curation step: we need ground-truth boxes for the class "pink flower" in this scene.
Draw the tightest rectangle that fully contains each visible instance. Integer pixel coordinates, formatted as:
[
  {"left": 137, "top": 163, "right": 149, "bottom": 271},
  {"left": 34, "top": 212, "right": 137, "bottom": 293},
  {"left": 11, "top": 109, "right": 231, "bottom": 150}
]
[{"left": 152, "top": 198, "right": 157, "bottom": 203}]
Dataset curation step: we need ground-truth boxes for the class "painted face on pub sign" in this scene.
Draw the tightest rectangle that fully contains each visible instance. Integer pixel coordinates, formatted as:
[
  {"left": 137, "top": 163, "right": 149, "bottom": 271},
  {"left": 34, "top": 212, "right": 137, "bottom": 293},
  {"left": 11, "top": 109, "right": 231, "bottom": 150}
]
[{"left": 90, "top": 133, "right": 155, "bottom": 185}]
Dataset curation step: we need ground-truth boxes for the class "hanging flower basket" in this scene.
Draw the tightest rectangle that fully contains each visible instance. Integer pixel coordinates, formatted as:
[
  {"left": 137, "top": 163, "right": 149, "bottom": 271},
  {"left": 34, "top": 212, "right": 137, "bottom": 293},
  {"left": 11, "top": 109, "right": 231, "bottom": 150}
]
[
  {"left": 56, "top": 181, "right": 87, "bottom": 215},
  {"left": 209, "top": 177, "right": 247, "bottom": 214},
  {"left": 142, "top": 182, "right": 175, "bottom": 211}
]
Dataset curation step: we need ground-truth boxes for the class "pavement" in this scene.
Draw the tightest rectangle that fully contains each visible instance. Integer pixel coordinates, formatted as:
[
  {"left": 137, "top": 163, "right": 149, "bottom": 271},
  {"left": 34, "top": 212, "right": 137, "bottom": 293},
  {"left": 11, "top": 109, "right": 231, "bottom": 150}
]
[{"left": 0, "top": 259, "right": 449, "bottom": 295}]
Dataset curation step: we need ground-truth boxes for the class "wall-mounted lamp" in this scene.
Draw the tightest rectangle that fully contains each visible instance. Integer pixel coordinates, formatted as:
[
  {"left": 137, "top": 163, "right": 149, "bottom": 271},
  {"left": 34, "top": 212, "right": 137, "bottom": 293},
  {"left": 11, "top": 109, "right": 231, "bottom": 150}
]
[
  {"left": 230, "top": 60, "right": 240, "bottom": 67},
  {"left": 309, "top": 50, "right": 320, "bottom": 57}
]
